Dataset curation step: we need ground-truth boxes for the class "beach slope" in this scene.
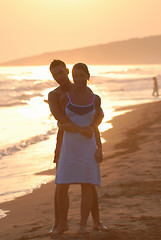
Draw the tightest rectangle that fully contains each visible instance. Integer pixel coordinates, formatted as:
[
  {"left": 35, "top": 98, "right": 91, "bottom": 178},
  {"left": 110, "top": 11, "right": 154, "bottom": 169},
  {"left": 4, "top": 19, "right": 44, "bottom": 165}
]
[{"left": 0, "top": 101, "right": 161, "bottom": 240}]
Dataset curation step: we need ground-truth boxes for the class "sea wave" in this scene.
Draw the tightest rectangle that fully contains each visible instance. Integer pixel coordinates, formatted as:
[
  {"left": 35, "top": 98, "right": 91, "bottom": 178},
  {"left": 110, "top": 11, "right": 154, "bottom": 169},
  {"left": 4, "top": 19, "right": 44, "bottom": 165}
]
[
  {"left": 0, "top": 128, "right": 57, "bottom": 160},
  {"left": 0, "top": 78, "right": 56, "bottom": 107},
  {"left": 107, "top": 77, "right": 151, "bottom": 83},
  {"left": 99, "top": 67, "right": 158, "bottom": 75},
  {"left": 92, "top": 75, "right": 152, "bottom": 83},
  {"left": 100, "top": 68, "right": 143, "bottom": 75}
]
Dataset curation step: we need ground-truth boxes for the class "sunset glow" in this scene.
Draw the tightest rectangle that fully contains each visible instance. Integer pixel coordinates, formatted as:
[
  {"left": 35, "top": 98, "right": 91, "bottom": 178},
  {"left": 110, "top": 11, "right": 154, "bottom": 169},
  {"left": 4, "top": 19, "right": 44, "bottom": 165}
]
[{"left": 0, "top": 0, "right": 161, "bottom": 63}]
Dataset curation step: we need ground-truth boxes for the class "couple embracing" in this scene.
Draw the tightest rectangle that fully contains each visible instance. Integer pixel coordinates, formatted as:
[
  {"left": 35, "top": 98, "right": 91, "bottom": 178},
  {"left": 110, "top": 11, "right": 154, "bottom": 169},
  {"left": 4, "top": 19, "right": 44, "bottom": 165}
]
[{"left": 48, "top": 60, "right": 108, "bottom": 235}]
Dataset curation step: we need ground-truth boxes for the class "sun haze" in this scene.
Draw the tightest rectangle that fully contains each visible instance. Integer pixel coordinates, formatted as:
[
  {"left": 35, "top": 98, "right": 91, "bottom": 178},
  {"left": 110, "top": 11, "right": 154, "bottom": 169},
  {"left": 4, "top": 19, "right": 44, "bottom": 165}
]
[{"left": 0, "top": 0, "right": 161, "bottom": 63}]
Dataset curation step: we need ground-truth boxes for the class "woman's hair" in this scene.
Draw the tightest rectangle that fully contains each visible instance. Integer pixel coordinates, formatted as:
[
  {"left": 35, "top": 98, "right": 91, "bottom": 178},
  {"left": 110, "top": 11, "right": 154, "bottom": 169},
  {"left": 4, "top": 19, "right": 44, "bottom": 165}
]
[{"left": 72, "top": 63, "right": 90, "bottom": 79}]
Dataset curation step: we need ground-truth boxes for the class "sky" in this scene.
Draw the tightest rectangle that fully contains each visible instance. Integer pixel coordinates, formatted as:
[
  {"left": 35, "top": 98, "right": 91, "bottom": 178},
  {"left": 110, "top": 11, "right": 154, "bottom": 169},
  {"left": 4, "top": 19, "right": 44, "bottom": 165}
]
[{"left": 0, "top": 0, "right": 161, "bottom": 63}]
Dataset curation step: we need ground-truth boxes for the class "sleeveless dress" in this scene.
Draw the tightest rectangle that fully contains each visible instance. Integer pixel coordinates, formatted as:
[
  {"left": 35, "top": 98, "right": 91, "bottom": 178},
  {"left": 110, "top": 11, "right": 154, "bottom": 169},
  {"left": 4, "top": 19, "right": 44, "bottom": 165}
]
[{"left": 55, "top": 92, "right": 101, "bottom": 186}]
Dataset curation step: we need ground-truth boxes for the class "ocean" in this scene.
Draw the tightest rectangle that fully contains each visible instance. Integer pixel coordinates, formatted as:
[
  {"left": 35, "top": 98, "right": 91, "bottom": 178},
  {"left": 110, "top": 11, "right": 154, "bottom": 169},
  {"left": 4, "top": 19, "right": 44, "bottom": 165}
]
[{"left": 0, "top": 64, "right": 160, "bottom": 218}]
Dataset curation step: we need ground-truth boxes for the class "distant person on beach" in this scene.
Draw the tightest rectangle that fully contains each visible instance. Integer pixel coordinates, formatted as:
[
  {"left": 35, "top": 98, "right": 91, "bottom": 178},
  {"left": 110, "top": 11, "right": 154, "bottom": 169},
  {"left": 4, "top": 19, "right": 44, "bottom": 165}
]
[
  {"left": 48, "top": 60, "right": 107, "bottom": 235},
  {"left": 152, "top": 76, "right": 159, "bottom": 97}
]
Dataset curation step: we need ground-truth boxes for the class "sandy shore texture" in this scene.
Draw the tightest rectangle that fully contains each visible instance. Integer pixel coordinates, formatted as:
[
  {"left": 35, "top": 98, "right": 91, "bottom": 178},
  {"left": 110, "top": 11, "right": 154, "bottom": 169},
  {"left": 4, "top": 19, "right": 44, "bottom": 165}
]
[{"left": 0, "top": 101, "right": 161, "bottom": 240}]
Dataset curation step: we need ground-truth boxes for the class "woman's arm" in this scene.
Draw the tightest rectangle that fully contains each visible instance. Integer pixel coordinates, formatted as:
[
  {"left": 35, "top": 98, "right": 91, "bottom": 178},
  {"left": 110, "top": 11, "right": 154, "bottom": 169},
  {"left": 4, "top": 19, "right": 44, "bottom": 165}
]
[
  {"left": 92, "top": 95, "right": 104, "bottom": 127},
  {"left": 93, "top": 95, "right": 104, "bottom": 163}
]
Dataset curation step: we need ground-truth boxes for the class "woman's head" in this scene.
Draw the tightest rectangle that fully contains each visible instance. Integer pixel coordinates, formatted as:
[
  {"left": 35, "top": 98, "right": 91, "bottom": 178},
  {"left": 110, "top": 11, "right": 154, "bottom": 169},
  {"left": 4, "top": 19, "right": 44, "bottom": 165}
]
[{"left": 72, "top": 63, "right": 90, "bottom": 88}]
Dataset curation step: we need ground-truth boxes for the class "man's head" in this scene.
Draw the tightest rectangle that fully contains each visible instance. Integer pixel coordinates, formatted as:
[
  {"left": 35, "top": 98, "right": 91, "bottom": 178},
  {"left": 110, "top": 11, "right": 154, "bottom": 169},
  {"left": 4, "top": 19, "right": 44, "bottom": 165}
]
[{"left": 50, "top": 60, "right": 70, "bottom": 87}]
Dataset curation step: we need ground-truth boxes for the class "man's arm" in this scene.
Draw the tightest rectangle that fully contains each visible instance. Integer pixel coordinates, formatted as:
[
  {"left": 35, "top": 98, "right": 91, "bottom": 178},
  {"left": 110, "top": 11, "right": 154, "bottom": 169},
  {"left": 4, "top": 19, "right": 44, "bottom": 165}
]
[
  {"left": 59, "top": 93, "right": 94, "bottom": 138},
  {"left": 48, "top": 90, "right": 79, "bottom": 131},
  {"left": 48, "top": 90, "right": 70, "bottom": 124},
  {"left": 48, "top": 90, "right": 93, "bottom": 137}
]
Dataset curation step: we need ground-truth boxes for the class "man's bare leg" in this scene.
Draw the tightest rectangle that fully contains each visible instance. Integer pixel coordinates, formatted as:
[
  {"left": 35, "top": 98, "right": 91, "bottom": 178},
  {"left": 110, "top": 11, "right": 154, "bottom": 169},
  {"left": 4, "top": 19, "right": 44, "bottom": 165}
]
[
  {"left": 50, "top": 185, "right": 59, "bottom": 233},
  {"left": 91, "top": 186, "right": 109, "bottom": 231}
]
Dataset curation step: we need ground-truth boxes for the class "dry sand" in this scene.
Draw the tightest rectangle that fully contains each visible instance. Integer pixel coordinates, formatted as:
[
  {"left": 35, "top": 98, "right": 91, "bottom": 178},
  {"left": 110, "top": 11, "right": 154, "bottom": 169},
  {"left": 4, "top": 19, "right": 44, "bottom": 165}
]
[{"left": 0, "top": 101, "right": 161, "bottom": 240}]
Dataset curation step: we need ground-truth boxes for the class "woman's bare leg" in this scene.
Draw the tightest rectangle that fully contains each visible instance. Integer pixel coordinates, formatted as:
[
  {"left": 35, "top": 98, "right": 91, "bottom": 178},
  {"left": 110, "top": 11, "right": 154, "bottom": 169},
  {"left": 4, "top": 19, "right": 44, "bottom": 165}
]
[
  {"left": 91, "top": 186, "right": 100, "bottom": 225},
  {"left": 80, "top": 183, "right": 93, "bottom": 232},
  {"left": 52, "top": 184, "right": 69, "bottom": 235}
]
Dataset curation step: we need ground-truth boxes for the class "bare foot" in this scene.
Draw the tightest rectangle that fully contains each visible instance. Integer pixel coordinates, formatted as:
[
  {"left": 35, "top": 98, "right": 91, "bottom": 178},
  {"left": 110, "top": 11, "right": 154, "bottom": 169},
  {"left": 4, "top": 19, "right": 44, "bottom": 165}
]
[
  {"left": 50, "top": 224, "right": 69, "bottom": 236},
  {"left": 78, "top": 226, "right": 89, "bottom": 234},
  {"left": 49, "top": 223, "right": 59, "bottom": 234},
  {"left": 93, "top": 220, "right": 109, "bottom": 231}
]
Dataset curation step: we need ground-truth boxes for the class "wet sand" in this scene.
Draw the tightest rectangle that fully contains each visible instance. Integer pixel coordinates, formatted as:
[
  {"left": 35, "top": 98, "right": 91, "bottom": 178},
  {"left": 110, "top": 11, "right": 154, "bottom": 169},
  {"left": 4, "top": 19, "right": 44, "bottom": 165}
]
[{"left": 0, "top": 101, "right": 161, "bottom": 240}]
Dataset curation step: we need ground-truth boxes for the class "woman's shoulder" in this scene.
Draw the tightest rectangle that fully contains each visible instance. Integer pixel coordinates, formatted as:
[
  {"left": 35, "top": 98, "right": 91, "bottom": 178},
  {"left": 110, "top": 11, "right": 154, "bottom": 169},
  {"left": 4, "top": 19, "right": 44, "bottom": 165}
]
[
  {"left": 85, "top": 87, "right": 101, "bottom": 106},
  {"left": 86, "top": 86, "right": 93, "bottom": 94},
  {"left": 94, "top": 94, "right": 101, "bottom": 107},
  {"left": 86, "top": 87, "right": 100, "bottom": 99}
]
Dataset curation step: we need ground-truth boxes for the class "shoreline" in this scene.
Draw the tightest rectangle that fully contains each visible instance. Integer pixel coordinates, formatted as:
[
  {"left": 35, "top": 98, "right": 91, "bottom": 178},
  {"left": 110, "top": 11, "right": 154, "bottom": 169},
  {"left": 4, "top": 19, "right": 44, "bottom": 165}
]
[{"left": 0, "top": 101, "right": 161, "bottom": 239}]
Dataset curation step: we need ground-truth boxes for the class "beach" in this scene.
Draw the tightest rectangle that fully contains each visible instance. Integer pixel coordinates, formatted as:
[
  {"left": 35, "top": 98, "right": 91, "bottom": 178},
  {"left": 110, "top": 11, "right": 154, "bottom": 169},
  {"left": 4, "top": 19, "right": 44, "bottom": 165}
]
[
  {"left": 0, "top": 100, "right": 161, "bottom": 240},
  {"left": 1, "top": 63, "right": 160, "bottom": 205}
]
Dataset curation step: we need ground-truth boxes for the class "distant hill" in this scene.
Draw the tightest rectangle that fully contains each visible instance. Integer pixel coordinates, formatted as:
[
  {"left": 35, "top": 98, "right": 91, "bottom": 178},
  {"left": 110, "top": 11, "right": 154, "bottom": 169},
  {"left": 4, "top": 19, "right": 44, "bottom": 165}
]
[{"left": 1, "top": 35, "right": 161, "bottom": 66}]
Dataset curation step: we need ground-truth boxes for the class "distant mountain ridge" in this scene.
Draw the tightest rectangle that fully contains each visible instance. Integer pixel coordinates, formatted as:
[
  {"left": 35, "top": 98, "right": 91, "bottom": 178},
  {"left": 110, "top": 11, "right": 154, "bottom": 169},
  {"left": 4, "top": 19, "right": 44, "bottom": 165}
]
[{"left": 1, "top": 35, "right": 161, "bottom": 66}]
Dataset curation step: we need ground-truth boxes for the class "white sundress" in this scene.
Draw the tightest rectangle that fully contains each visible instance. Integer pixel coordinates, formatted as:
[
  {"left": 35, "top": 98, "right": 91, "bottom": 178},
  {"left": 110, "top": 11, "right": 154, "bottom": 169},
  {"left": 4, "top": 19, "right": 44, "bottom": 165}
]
[{"left": 55, "top": 93, "right": 101, "bottom": 186}]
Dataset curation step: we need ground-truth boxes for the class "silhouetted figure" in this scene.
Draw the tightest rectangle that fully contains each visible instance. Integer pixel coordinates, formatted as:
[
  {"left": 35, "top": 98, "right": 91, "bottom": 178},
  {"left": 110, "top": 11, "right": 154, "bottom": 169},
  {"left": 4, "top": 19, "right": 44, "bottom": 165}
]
[
  {"left": 152, "top": 77, "right": 159, "bottom": 97},
  {"left": 48, "top": 60, "right": 107, "bottom": 235}
]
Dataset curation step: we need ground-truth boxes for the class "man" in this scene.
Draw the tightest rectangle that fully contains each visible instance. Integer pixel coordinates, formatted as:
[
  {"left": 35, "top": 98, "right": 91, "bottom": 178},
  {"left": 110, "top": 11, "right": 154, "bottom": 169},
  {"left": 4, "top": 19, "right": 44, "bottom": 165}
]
[
  {"left": 152, "top": 76, "right": 159, "bottom": 97},
  {"left": 48, "top": 60, "right": 107, "bottom": 235}
]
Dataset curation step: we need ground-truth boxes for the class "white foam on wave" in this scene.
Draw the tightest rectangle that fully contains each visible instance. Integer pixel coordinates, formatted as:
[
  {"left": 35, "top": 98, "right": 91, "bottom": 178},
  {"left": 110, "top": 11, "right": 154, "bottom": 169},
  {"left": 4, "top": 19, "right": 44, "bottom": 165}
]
[
  {"left": 0, "top": 209, "right": 9, "bottom": 219},
  {"left": 0, "top": 78, "right": 56, "bottom": 107},
  {"left": 0, "top": 128, "right": 57, "bottom": 160}
]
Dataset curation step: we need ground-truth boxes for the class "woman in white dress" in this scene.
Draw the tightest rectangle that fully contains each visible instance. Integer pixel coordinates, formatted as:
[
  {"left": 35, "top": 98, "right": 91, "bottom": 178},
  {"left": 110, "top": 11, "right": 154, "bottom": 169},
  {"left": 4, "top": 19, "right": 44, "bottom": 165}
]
[{"left": 54, "top": 63, "right": 102, "bottom": 234}]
